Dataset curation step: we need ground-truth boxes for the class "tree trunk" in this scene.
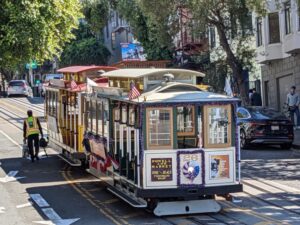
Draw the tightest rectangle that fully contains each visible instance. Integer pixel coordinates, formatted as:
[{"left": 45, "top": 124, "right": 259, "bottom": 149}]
[{"left": 214, "top": 22, "right": 248, "bottom": 105}]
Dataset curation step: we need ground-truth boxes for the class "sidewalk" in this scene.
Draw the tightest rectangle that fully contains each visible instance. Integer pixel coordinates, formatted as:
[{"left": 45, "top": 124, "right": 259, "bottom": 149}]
[{"left": 293, "top": 129, "right": 300, "bottom": 150}]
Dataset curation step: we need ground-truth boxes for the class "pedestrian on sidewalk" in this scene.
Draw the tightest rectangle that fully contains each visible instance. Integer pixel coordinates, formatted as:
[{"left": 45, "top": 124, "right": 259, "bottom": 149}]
[
  {"left": 23, "top": 110, "right": 43, "bottom": 162},
  {"left": 250, "top": 88, "right": 262, "bottom": 106},
  {"left": 286, "top": 86, "right": 300, "bottom": 129}
]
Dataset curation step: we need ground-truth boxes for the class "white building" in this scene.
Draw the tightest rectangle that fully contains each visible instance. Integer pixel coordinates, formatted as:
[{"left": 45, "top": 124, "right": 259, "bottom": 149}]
[{"left": 253, "top": 0, "right": 300, "bottom": 110}]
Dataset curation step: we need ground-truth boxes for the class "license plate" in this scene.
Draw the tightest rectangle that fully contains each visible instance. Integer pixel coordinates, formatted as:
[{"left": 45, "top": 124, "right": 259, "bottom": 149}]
[{"left": 271, "top": 126, "right": 279, "bottom": 130}]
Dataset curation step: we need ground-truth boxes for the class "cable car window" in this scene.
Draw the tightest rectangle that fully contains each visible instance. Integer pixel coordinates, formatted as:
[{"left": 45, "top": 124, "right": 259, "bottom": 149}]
[
  {"left": 91, "top": 101, "right": 97, "bottom": 133},
  {"left": 146, "top": 108, "right": 173, "bottom": 149},
  {"left": 128, "top": 105, "right": 136, "bottom": 126},
  {"left": 121, "top": 104, "right": 127, "bottom": 124},
  {"left": 103, "top": 99, "right": 109, "bottom": 136},
  {"left": 98, "top": 101, "right": 103, "bottom": 136},
  {"left": 84, "top": 100, "right": 90, "bottom": 131},
  {"left": 177, "top": 106, "right": 195, "bottom": 136},
  {"left": 114, "top": 103, "right": 120, "bottom": 122},
  {"left": 204, "top": 105, "right": 232, "bottom": 148},
  {"left": 50, "top": 91, "right": 55, "bottom": 117}
]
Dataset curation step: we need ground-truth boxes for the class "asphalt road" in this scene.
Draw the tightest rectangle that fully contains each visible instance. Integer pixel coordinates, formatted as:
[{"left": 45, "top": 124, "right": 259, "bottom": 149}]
[{"left": 1, "top": 97, "right": 300, "bottom": 225}]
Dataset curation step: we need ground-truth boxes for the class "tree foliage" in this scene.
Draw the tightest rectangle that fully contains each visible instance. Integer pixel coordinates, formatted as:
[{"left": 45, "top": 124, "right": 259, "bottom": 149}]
[
  {"left": 60, "top": 23, "right": 111, "bottom": 66},
  {"left": 134, "top": 0, "right": 263, "bottom": 103},
  {"left": 59, "top": 1, "right": 111, "bottom": 67},
  {"left": 82, "top": 0, "right": 110, "bottom": 35},
  {"left": 0, "top": 0, "right": 82, "bottom": 68},
  {"left": 0, "top": 0, "right": 82, "bottom": 80}
]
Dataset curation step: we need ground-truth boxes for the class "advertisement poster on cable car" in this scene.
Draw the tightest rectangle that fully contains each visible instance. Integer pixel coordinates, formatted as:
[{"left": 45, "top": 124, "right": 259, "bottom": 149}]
[
  {"left": 209, "top": 154, "right": 230, "bottom": 179},
  {"left": 178, "top": 150, "right": 203, "bottom": 186},
  {"left": 89, "top": 137, "right": 111, "bottom": 173},
  {"left": 205, "top": 149, "right": 234, "bottom": 184}
]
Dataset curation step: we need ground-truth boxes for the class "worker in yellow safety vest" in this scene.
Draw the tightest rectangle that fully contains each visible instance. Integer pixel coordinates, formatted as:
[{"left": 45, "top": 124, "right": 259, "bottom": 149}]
[{"left": 23, "top": 110, "right": 43, "bottom": 162}]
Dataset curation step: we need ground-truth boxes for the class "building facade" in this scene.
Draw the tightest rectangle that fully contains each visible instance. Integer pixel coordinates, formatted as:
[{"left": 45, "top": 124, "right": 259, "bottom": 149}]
[
  {"left": 254, "top": 0, "right": 300, "bottom": 110},
  {"left": 102, "top": 10, "right": 134, "bottom": 64}
]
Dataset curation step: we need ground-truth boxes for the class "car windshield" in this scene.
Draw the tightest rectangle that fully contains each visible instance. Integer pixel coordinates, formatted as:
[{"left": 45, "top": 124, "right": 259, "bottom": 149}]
[
  {"left": 44, "top": 74, "right": 63, "bottom": 82},
  {"left": 9, "top": 81, "right": 24, "bottom": 86},
  {"left": 247, "top": 107, "right": 286, "bottom": 120}
]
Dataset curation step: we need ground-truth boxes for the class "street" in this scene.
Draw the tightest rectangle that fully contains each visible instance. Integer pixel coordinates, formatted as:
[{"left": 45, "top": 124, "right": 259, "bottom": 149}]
[{"left": 0, "top": 97, "right": 300, "bottom": 225}]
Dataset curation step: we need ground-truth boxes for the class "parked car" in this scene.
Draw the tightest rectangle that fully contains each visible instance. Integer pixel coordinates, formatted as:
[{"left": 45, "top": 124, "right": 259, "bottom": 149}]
[
  {"left": 237, "top": 106, "right": 294, "bottom": 149},
  {"left": 41, "top": 74, "right": 63, "bottom": 97},
  {"left": 7, "top": 80, "right": 32, "bottom": 97}
]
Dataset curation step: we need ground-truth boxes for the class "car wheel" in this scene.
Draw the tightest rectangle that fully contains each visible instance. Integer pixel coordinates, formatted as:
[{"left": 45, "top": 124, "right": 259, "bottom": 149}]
[
  {"left": 240, "top": 130, "right": 248, "bottom": 149},
  {"left": 280, "top": 143, "right": 292, "bottom": 150}
]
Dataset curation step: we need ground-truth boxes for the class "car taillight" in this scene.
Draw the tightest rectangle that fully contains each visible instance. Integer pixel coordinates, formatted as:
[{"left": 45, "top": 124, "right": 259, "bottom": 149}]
[
  {"left": 249, "top": 122, "right": 265, "bottom": 127},
  {"left": 250, "top": 122, "right": 265, "bottom": 135}
]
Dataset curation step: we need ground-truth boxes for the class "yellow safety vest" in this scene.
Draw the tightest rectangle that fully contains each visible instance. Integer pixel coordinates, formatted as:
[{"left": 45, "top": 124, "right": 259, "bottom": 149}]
[{"left": 26, "top": 117, "right": 39, "bottom": 137}]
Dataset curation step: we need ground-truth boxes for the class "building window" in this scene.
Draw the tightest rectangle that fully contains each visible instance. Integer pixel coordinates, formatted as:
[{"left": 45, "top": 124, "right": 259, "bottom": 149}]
[
  {"left": 264, "top": 81, "right": 269, "bottom": 107},
  {"left": 284, "top": 1, "right": 291, "bottom": 34},
  {"left": 209, "top": 27, "right": 216, "bottom": 49},
  {"left": 111, "top": 32, "right": 116, "bottom": 50},
  {"left": 298, "top": 6, "right": 300, "bottom": 31},
  {"left": 256, "top": 17, "right": 263, "bottom": 46},
  {"left": 116, "top": 12, "right": 119, "bottom": 27},
  {"left": 106, "top": 21, "right": 109, "bottom": 39},
  {"left": 268, "top": 12, "right": 280, "bottom": 44}
]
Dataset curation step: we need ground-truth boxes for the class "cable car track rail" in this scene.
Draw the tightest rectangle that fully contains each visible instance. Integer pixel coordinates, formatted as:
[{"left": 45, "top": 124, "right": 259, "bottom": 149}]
[
  {"left": 0, "top": 106, "right": 47, "bottom": 133},
  {"left": 242, "top": 182, "right": 300, "bottom": 216},
  {"left": 5, "top": 97, "right": 45, "bottom": 112},
  {"left": 0, "top": 98, "right": 44, "bottom": 118}
]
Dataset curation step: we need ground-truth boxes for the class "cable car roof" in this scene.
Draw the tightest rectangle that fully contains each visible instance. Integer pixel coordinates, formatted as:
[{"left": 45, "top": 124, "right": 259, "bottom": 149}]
[
  {"left": 136, "top": 91, "right": 236, "bottom": 103},
  {"left": 57, "top": 65, "right": 117, "bottom": 73},
  {"left": 101, "top": 68, "right": 205, "bottom": 78},
  {"left": 131, "top": 82, "right": 237, "bottom": 103}
]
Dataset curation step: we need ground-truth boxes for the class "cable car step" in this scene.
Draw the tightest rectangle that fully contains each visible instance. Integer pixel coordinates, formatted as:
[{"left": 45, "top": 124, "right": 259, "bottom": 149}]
[
  {"left": 154, "top": 199, "right": 221, "bottom": 216},
  {"left": 107, "top": 186, "right": 147, "bottom": 208},
  {"left": 57, "top": 154, "right": 81, "bottom": 167}
]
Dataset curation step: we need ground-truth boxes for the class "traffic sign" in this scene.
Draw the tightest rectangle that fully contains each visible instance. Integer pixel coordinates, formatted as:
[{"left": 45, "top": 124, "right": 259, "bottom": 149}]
[{"left": 25, "top": 61, "right": 38, "bottom": 70}]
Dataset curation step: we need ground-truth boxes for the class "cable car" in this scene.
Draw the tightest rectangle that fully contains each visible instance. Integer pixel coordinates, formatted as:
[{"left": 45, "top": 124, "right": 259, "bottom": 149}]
[
  {"left": 78, "top": 68, "right": 243, "bottom": 216},
  {"left": 45, "top": 65, "right": 117, "bottom": 165}
]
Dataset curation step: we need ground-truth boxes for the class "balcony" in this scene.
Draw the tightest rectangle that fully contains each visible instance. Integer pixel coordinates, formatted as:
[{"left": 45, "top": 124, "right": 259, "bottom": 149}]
[
  {"left": 256, "top": 43, "right": 290, "bottom": 64},
  {"left": 282, "top": 32, "right": 300, "bottom": 54}
]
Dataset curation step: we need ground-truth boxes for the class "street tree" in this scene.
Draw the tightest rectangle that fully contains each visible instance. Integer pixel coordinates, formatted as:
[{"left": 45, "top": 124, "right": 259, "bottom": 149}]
[
  {"left": 138, "top": 0, "right": 257, "bottom": 104},
  {"left": 60, "top": 23, "right": 111, "bottom": 66},
  {"left": 82, "top": 0, "right": 110, "bottom": 36},
  {"left": 60, "top": 1, "right": 111, "bottom": 66},
  {"left": 0, "top": 0, "right": 82, "bottom": 81}
]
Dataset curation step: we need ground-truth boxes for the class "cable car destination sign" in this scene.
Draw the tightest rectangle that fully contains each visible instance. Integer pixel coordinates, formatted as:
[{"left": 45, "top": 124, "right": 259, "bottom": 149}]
[{"left": 151, "top": 158, "right": 173, "bottom": 182}]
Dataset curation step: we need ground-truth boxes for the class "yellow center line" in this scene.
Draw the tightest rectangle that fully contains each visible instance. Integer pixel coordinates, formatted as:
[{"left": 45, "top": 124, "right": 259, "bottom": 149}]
[{"left": 61, "top": 166, "right": 130, "bottom": 225}]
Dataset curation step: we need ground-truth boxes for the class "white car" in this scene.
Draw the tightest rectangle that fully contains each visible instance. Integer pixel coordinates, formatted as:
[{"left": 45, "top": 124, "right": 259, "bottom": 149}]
[{"left": 7, "top": 80, "right": 33, "bottom": 97}]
